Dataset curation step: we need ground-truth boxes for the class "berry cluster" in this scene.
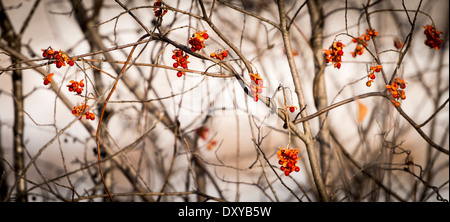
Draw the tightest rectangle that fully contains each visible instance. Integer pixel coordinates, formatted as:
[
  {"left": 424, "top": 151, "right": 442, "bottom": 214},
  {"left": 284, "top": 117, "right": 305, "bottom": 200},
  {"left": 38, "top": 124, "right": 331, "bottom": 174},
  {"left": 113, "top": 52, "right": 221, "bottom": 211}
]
[
  {"left": 365, "top": 65, "right": 382, "bottom": 87},
  {"left": 423, "top": 25, "right": 443, "bottom": 50},
  {"left": 249, "top": 73, "right": 264, "bottom": 102},
  {"left": 196, "top": 126, "right": 209, "bottom": 140},
  {"left": 72, "top": 103, "right": 95, "bottom": 120},
  {"left": 210, "top": 49, "right": 229, "bottom": 60},
  {"left": 153, "top": 0, "right": 168, "bottom": 17},
  {"left": 323, "top": 41, "right": 345, "bottom": 69},
  {"left": 189, "top": 30, "right": 209, "bottom": 52},
  {"left": 67, "top": 79, "right": 85, "bottom": 95},
  {"left": 43, "top": 73, "right": 54, "bottom": 86},
  {"left": 277, "top": 147, "right": 300, "bottom": 176},
  {"left": 386, "top": 77, "right": 407, "bottom": 107},
  {"left": 195, "top": 126, "right": 217, "bottom": 150},
  {"left": 350, "top": 29, "right": 378, "bottom": 58},
  {"left": 42, "top": 47, "right": 75, "bottom": 68},
  {"left": 172, "top": 49, "right": 189, "bottom": 77}
]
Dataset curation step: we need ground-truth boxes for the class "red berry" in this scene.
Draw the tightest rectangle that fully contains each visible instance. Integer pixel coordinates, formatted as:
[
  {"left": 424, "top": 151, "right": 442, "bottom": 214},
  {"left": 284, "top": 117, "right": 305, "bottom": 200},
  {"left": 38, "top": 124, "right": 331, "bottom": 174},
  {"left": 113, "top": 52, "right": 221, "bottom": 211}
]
[
  {"left": 56, "top": 61, "right": 62, "bottom": 68},
  {"left": 68, "top": 60, "right": 74, "bottom": 66},
  {"left": 43, "top": 80, "right": 49, "bottom": 85},
  {"left": 254, "top": 95, "right": 258, "bottom": 102},
  {"left": 90, "top": 115, "right": 95, "bottom": 121},
  {"left": 336, "top": 42, "right": 342, "bottom": 47},
  {"left": 287, "top": 162, "right": 293, "bottom": 168},
  {"left": 177, "top": 71, "right": 183, "bottom": 77},
  {"left": 76, "top": 88, "right": 82, "bottom": 94},
  {"left": 181, "top": 63, "right": 187, "bottom": 69},
  {"left": 202, "top": 33, "right": 209, "bottom": 39},
  {"left": 222, "top": 51, "right": 227, "bottom": 57},
  {"left": 289, "top": 107, "right": 295, "bottom": 113},
  {"left": 68, "top": 87, "right": 73, "bottom": 92},
  {"left": 43, "top": 51, "right": 48, "bottom": 58},
  {"left": 284, "top": 171, "right": 290, "bottom": 176},
  {"left": 294, "top": 166, "right": 300, "bottom": 172},
  {"left": 172, "top": 55, "right": 177, "bottom": 60},
  {"left": 336, "top": 63, "right": 341, "bottom": 69},
  {"left": 173, "top": 63, "right": 178, "bottom": 68},
  {"left": 400, "top": 84, "right": 406, "bottom": 89},
  {"left": 338, "top": 50, "right": 344, "bottom": 56}
]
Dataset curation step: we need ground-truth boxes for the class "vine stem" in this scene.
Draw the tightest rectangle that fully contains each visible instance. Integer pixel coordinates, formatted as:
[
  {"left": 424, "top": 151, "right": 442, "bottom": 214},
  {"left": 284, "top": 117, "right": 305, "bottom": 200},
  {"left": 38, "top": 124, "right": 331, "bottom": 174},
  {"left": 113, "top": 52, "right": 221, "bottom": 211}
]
[
  {"left": 276, "top": 0, "right": 328, "bottom": 201},
  {"left": 95, "top": 33, "right": 151, "bottom": 202}
]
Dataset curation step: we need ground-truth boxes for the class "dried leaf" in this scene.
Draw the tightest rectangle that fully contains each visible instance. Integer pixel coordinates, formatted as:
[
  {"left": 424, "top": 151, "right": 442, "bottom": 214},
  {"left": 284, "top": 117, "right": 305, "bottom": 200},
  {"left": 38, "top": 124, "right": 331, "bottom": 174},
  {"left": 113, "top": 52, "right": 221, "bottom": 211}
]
[{"left": 357, "top": 101, "right": 368, "bottom": 123}]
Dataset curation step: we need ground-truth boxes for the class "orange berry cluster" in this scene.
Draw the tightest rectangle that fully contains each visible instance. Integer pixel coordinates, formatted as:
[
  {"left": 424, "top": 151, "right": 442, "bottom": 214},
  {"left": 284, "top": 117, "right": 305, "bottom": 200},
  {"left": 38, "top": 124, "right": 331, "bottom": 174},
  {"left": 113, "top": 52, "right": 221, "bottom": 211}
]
[
  {"left": 323, "top": 41, "right": 345, "bottom": 69},
  {"left": 42, "top": 47, "right": 75, "bottom": 68},
  {"left": 386, "top": 77, "right": 407, "bottom": 107},
  {"left": 172, "top": 49, "right": 189, "bottom": 77},
  {"left": 423, "top": 25, "right": 443, "bottom": 50},
  {"left": 249, "top": 73, "right": 264, "bottom": 102},
  {"left": 43, "top": 73, "right": 54, "bottom": 86},
  {"left": 277, "top": 147, "right": 300, "bottom": 176},
  {"left": 195, "top": 126, "right": 217, "bottom": 150},
  {"left": 153, "top": 0, "right": 168, "bottom": 17},
  {"left": 351, "top": 29, "right": 378, "bottom": 58},
  {"left": 67, "top": 79, "right": 85, "bottom": 95},
  {"left": 210, "top": 49, "right": 229, "bottom": 60},
  {"left": 189, "top": 30, "right": 209, "bottom": 52},
  {"left": 72, "top": 103, "right": 95, "bottom": 120},
  {"left": 365, "top": 65, "right": 382, "bottom": 87}
]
